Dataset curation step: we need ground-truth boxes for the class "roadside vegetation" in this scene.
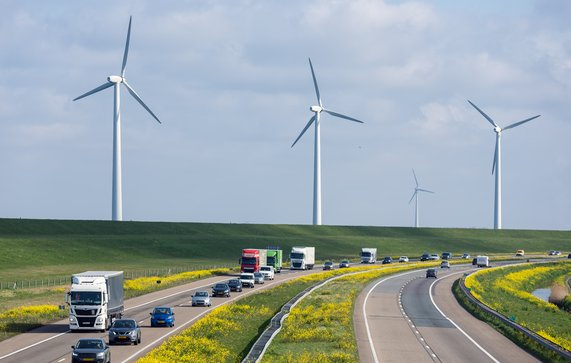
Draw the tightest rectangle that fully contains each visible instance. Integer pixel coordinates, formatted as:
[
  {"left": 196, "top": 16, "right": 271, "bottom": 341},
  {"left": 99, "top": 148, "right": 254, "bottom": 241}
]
[{"left": 464, "top": 261, "right": 571, "bottom": 352}]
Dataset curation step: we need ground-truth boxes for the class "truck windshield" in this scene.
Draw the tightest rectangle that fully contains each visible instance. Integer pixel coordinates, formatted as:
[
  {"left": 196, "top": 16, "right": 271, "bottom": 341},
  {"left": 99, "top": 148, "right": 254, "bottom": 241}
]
[
  {"left": 242, "top": 257, "right": 257, "bottom": 265},
  {"left": 70, "top": 291, "right": 102, "bottom": 305},
  {"left": 267, "top": 256, "right": 275, "bottom": 264},
  {"left": 290, "top": 253, "right": 304, "bottom": 259},
  {"left": 361, "top": 252, "right": 371, "bottom": 257}
]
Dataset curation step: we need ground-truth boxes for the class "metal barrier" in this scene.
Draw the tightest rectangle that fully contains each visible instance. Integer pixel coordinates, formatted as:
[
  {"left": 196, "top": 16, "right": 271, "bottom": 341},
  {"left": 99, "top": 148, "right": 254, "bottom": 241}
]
[{"left": 459, "top": 275, "right": 571, "bottom": 360}]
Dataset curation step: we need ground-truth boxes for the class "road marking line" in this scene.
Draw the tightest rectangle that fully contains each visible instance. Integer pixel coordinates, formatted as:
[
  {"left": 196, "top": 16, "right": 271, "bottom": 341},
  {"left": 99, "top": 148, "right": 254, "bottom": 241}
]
[
  {"left": 58, "top": 359, "right": 65, "bottom": 362},
  {"left": 0, "top": 330, "right": 70, "bottom": 361},
  {"left": 429, "top": 271, "right": 500, "bottom": 363}
]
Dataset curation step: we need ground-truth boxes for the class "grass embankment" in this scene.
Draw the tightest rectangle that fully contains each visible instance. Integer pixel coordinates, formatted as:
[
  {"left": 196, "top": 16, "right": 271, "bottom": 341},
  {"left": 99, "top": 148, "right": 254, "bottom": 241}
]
[
  {"left": 1, "top": 218, "right": 570, "bottom": 283},
  {"left": 137, "top": 263, "right": 418, "bottom": 363},
  {"left": 464, "top": 261, "right": 571, "bottom": 353}
]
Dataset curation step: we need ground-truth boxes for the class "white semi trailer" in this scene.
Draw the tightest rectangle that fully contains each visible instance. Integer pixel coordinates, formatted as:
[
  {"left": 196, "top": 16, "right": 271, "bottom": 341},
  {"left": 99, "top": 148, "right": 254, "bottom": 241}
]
[
  {"left": 290, "top": 247, "right": 315, "bottom": 270},
  {"left": 66, "top": 271, "right": 124, "bottom": 332},
  {"left": 360, "top": 248, "right": 377, "bottom": 263}
]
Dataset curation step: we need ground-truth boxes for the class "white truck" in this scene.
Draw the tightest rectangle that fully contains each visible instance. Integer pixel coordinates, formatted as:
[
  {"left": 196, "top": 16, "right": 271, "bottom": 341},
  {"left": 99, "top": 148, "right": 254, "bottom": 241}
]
[
  {"left": 290, "top": 246, "right": 315, "bottom": 270},
  {"left": 66, "top": 271, "right": 124, "bottom": 332},
  {"left": 476, "top": 255, "right": 489, "bottom": 267},
  {"left": 360, "top": 248, "right": 377, "bottom": 264}
]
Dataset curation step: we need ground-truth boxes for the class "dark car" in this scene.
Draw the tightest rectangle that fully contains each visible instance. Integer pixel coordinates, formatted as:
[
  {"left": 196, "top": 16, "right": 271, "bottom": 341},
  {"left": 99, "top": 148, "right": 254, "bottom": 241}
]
[
  {"left": 323, "top": 261, "right": 334, "bottom": 270},
  {"left": 212, "top": 283, "right": 231, "bottom": 297},
  {"left": 108, "top": 319, "right": 141, "bottom": 345},
  {"left": 382, "top": 256, "right": 392, "bottom": 264},
  {"left": 420, "top": 253, "right": 431, "bottom": 261},
  {"left": 442, "top": 252, "right": 452, "bottom": 260},
  {"left": 71, "top": 338, "right": 110, "bottom": 363},
  {"left": 426, "top": 268, "right": 437, "bottom": 278},
  {"left": 228, "top": 279, "right": 243, "bottom": 292},
  {"left": 150, "top": 306, "right": 175, "bottom": 327},
  {"left": 339, "top": 260, "right": 350, "bottom": 268}
]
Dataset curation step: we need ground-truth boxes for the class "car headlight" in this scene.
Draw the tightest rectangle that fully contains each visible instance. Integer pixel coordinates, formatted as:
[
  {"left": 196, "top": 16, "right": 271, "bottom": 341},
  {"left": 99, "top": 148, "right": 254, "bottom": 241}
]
[
  {"left": 110, "top": 331, "right": 117, "bottom": 335},
  {"left": 72, "top": 352, "right": 78, "bottom": 357},
  {"left": 131, "top": 330, "right": 138, "bottom": 336},
  {"left": 96, "top": 352, "right": 106, "bottom": 357}
]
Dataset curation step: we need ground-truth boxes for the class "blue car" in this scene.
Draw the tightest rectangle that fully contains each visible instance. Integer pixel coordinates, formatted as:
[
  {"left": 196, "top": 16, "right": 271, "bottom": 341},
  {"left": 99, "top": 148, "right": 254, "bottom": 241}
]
[{"left": 150, "top": 307, "right": 175, "bottom": 327}]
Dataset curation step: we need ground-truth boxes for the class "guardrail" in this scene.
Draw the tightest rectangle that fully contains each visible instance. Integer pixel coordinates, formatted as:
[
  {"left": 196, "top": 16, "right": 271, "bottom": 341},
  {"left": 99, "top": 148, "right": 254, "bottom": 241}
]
[{"left": 459, "top": 274, "right": 571, "bottom": 361}]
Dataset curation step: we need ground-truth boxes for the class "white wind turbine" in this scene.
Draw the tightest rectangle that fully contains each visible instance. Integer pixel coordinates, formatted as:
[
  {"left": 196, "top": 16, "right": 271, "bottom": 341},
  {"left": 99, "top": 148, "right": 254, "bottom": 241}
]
[
  {"left": 74, "top": 16, "right": 161, "bottom": 221},
  {"left": 291, "top": 58, "right": 364, "bottom": 225},
  {"left": 408, "top": 169, "right": 434, "bottom": 228},
  {"left": 468, "top": 100, "right": 540, "bottom": 230}
]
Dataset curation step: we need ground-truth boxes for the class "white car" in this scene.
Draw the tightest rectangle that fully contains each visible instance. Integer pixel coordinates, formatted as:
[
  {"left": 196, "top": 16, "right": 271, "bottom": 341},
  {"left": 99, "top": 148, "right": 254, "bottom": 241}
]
[
  {"left": 548, "top": 250, "right": 561, "bottom": 256},
  {"left": 253, "top": 272, "right": 265, "bottom": 284},
  {"left": 239, "top": 273, "right": 255, "bottom": 288},
  {"left": 429, "top": 254, "right": 440, "bottom": 260},
  {"left": 259, "top": 266, "right": 275, "bottom": 280},
  {"left": 191, "top": 291, "right": 211, "bottom": 307},
  {"left": 398, "top": 256, "right": 409, "bottom": 263}
]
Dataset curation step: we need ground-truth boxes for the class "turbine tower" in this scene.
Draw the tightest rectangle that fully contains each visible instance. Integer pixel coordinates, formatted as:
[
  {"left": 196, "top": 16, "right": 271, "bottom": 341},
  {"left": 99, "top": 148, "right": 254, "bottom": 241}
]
[
  {"left": 408, "top": 169, "right": 434, "bottom": 228},
  {"left": 291, "top": 58, "right": 364, "bottom": 225},
  {"left": 74, "top": 16, "right": 162, "bottom": 221},
  {"left": 468, "top": 100, "right": 539, "bottom": 229}
]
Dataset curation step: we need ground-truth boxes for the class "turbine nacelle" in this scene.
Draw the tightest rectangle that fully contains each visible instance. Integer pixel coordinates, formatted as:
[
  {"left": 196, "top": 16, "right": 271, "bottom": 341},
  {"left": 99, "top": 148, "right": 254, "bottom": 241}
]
[
  {"left": 494, "top": 126, "right": 502, "bottom": 134},
  {"left": 108, "top": 75, "right": 123, "bottom": 84},
  {"left": 310, "top": 105, "right": 322, "bottom": 113}
]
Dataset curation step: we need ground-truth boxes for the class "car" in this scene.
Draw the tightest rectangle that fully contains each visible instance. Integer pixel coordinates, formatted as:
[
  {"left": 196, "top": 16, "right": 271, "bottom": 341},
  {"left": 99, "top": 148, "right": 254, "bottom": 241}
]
[
  {"left": 548, "top": 250, "right": 561, "bottom": 256},
  {"left": 191, "top": 291, "right": 212, "bottom": 306},
  {"left": 339, "top": 260, "right": 350, "bottom": 268},
  {"left": 212, "top": 283, "right": 231, "bottom": 297},
  {"left": 323, "top": 261, "right": 334, "bottom": 270},
  {"left": 254, "top": 272, "right": 265, "bottom": 284},
  {"left": 108, "top": 319, "right": 141, "bottom": 345},
  {"left": 516, "top": 249, "right": 525, "bottom": 257},
  {"left": 382, "top": 256, "right": 392, "bottom": 264},
  {"left": 441, "top": 252, "right": 452, "bottom": 260},
  {"left": 420, "top": 253, "right": 431, "bottom": 261},
  {"left": 398, "top": 256, "right": 409, "bottom": 263},
  {"left": 461, "top": 253, "right": 471, "bottom": 259},
  {"left": 150, "top": 306, "right": 175, "bottom": 327},
  {"left": 71, "top": 338, "right": 110, "bottom": 363},
  {"left": 228, "top": 279, "right": 243, "bottom": 292},
  {"left": 239, "top": 273, "right": 255, "bottom": 288},
  {"left": 440, "top": 260, "right": 450, "bottom": 269},
  {"left": 259, "top": 266, "right": 275, "bottom": 280},
  {"left": 429, "top": 254, "right": 440, "bottom": 260},
  {"left": 426, "top": 268, "right": 437, "bottom": 278}
]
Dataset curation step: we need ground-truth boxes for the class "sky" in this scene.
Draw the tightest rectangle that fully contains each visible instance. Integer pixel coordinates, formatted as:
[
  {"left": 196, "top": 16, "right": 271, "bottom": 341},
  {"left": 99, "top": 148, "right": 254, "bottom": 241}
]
[{"left": 0, "top": 0, "right": 569, "bottom": 230}]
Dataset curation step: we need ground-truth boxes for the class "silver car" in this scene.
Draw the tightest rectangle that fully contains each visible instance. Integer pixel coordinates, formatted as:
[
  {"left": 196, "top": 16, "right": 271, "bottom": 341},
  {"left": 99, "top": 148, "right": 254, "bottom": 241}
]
[
  {"left": 253, "top": 272, "right": 265, "bottom": 284},
  {"left": 191, "top": 291, "right": 212, "bottom": 307}
]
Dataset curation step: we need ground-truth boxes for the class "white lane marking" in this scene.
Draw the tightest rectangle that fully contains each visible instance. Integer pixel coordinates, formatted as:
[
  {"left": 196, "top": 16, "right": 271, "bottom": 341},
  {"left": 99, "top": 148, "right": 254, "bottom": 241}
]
[
  {"left": 0, "top": 331, "right": 70, "bottom": 361},
  {"left": 429, "top": 271, "right": 500, "bottom": 363},
  {"left": 362, "top": 269, "right": 423, "bottom": 363},
  {"left": 58, "top": 359, "right": 65, "bottom": 362}
]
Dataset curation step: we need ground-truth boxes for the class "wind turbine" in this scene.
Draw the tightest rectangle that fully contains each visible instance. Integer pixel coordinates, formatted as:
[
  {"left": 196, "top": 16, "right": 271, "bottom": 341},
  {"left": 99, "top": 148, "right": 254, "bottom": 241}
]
[
  {"left": 468, "top": 100, "right": 540, "bottom": 229},
  {"left": 74, "top": 16, "right": 162, "bottom": 221},
  {"left": 408, "top": 169, "right": 434, "bottom": 228},
  {"left": 291, "top": 58, "right": 364, "bottom": 225}
]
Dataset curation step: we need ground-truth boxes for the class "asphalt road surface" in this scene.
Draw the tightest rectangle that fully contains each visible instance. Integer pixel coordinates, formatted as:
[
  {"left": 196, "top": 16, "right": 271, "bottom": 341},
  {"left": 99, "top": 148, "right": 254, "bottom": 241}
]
[
  {"left": 0, "top": 268, "right": 317, "bottom": 363},
  {"left": 354, "top": 264, "right": 540, "bottom": 363}
]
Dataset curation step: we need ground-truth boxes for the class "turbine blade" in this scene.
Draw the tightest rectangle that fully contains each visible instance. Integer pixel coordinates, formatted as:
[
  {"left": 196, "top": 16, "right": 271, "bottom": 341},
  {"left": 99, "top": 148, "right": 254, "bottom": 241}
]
[
  {"left": 121, "top": 16, "right": 132, "bottom": 78},
  {"left": 123, "top": 81, "right": 162, "bottom": 124},
  {"left": 323, "top": 109, "right": 364, "bottom": 123},
  {"left": 73, "top": 81, "right": 114, "bottom": 101},
  {"left": 408, "top": 191, "right": 417, "bottom": 204},
  {"left": 492, "top": 138, "right": 498, "bottom": 175},
  {"left": 502, "top": 115, "right": 540, "bottom": 131},
  {"left": 418, "top": 188, "right": 435, "bottom": 194},
  {"left": 291, "top": 115, "right": 316, "bottom": 148},
  {"left": 412, "top": 169, "right": 419, "bottom": 187},
  {"left": 467, "top": 100, "right": 498, "bottom": 128},
  {"left": 308, "top": 58, "right": 322, "bottom": 107}
]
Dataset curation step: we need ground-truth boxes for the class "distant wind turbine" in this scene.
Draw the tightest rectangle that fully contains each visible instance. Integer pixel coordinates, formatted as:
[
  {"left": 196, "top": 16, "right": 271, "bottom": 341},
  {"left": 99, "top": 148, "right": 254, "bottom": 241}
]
[
  {"left": 408, "top": 169, "right": 434, "bottom": 228},
  {"left": 468, "top": 100, "right": 540, "bottom": 230},
  {"left": 74, "top": 16, "right": 162, "bottom": 221},
  {"left": 291, "top": 58, "right": 364, "bottom": 225}
]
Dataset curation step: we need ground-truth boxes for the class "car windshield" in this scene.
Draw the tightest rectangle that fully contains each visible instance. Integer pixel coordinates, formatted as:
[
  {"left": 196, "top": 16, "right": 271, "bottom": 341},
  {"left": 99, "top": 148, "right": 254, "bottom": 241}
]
[
  {"left": 229, "top": 279, "right": 239, "bottom": 284},
  {"left": 112, "top": 320, "right": 136, "bottom": 329},
  {"left": 70, "top": 291, "right": 102, "bottom": 306},
  {"left": 215, "top": 284, "right": 227, "bottom": 288},
  {"left": 195, "top": 291, "right": 208, "bottom": 297},
  {"left": 240, "top": 274, "right": 252, "bottom": 280},
  {"left": 342, "top": 260, "right": 349, "bottom": 263},
  {"left": 325, "top": 262, "right": 332, "bottom": 266},
  {"left": 153, "top": 308, "right": 169, "bottom": 314},
  {"left": 76, "top": 339, "right": 104, "bottom": 349},
  {"left": 261, "top": 267, "right": 270, "bottom": 271},
  {"left": 254, "top": 273, "right": 263, "bottom": 277}
]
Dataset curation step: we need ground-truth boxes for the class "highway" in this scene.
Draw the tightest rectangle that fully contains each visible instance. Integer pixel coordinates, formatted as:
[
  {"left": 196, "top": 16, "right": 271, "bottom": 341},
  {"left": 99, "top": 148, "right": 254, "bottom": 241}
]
[
  {"left": 0, "top": 268, "right": 316, "bottom": 363},
  {"left": 354, "top": 264, "right": 540, "bottom": 363}
]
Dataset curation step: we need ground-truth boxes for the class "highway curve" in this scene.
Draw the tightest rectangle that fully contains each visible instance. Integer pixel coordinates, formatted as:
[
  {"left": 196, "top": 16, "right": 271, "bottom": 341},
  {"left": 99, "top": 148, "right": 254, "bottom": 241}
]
[
  {"left": 354, "top": 264, "right": 540, "bottom": 363},
  {"left": 0, "top": 268, "right": 318, "bottom": 363}
]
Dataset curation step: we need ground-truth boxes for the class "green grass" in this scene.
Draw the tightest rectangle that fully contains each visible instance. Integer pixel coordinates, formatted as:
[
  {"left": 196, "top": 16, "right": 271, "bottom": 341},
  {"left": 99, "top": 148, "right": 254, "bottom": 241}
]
[{"left": 1, "top": 218, "right": 570, "bottom": 282}]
